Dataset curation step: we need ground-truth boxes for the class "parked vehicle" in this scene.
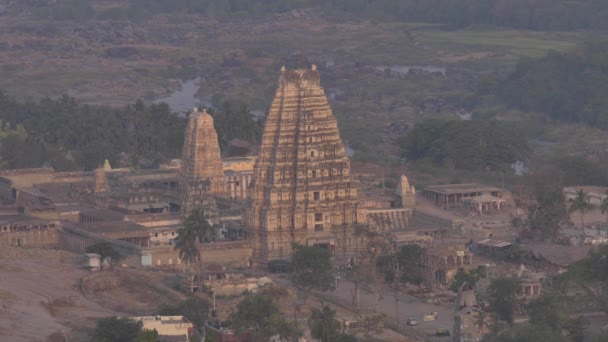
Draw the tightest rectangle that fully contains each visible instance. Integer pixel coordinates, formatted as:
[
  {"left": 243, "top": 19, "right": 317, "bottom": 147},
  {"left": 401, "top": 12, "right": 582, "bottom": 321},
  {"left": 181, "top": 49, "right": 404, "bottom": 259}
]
[
  {"left": 406, "top": 318, "right": 418, "bottom": 326},
  {"left": 436, "top": 328, "right": 450, "bottom": 336}
]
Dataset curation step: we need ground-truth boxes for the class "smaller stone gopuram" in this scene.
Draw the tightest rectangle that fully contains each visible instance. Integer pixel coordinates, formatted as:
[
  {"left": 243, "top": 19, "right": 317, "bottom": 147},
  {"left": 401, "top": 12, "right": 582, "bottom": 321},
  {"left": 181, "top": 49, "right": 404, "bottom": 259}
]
[
  {"left": 93, "top": 166, "right": 109, "bottom": 194},
  {"left": 179, "top": 108, "right": 225, "bottom": 218},
  {"left": 398, "top": 175, "right": 416, "bottom": 209}
]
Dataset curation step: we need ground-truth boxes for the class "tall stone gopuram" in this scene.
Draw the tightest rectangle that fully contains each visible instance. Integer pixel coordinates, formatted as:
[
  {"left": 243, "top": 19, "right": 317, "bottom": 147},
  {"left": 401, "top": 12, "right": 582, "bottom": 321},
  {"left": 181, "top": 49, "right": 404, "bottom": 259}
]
[
  {"left": 248, "top": 59, "right": 367, "bottom": 266},
  {"left": 179, "top": 108, "right": 224, "bottom": 218}
]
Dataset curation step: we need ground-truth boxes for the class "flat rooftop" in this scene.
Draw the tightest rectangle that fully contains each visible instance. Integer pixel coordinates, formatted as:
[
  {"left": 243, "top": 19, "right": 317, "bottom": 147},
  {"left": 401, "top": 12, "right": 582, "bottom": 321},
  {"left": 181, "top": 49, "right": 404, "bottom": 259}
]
[
  {"left": 424, "top": 183, "right": 504, "bottom": 195},
  {"left": 0, "top": 214, "right": 56, "bottom": 225}
]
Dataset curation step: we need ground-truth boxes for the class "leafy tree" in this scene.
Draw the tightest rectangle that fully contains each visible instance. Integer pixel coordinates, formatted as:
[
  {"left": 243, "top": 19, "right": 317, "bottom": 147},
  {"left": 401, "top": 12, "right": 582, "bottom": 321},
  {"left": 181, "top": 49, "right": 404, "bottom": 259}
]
[
  {"left": 308, "top": 305, "right": 341, "bottom": 342},
  {"left": 565, "top": 245, "right": 608, "bottom": 314},
  {"left": 563, "top": 316, "right": 589, "bottom": 342},
  {"left": 290, "top": 244, "right": 333, "bottom": 291},
  {"left": 332, "top": 334, "right": 358, "bottom": 342},
  {"left": 158, "top": 296, "right": 210, "bottom": 329},
  {"left": 488, "top": 277, "right": 520, "bottom": 324},
  {"left": 526, "top": 294, "right": 569, "bottom": 330},
  {"left": 378, "top": 244, "right": 425, "bottom": 286},
  {"left": 483, "top": 324, "right": 569, "bottom": 342},
  {"left": 229, "top": 293, "right": 299, "bottom": 341},
  {"left": 524, "top": 167, "right": 568, "bottom": 239},
  {"left": 399, "top": 120, "right": 530, "bottom": 171},
  {"left": 134, "top": 329, "right": 158, "bottom": 342},
  {"left": 493, "top": 40, "right": 608, "bottom": 128},
  {"left": 569, "top": 189, "right": 594, "bottom": 229},
  {"left": 450, "top": 269, "right": 481, "bottom": 292},
  {"left": 92, "top": 317, "right": 140, "bottom": 342},
  {"left": 86, "top": 242, "right": 121, "bottom": 262},
  {"left": 207, "top": 100, "right": 262, "bottom": 156},
  {"left": 395, "top": 244, "right": 425, "bottom": 286}
]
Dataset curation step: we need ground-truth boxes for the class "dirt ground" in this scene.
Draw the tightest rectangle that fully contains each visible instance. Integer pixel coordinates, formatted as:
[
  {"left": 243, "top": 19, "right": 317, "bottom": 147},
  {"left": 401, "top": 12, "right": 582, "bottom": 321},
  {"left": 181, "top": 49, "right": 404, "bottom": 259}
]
[{"left": 0, "top": 252, "right": 185, "bottom": 342}]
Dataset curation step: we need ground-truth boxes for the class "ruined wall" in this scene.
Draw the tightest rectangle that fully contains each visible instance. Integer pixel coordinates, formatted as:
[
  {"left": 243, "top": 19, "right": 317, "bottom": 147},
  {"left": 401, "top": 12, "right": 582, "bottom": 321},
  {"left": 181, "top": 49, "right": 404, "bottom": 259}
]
[
  {"left": 0, "top": 228, "right": 60, "bottom": 248},
  {"left": 144, "top": 241, "right": 252, "bottom": 268}
]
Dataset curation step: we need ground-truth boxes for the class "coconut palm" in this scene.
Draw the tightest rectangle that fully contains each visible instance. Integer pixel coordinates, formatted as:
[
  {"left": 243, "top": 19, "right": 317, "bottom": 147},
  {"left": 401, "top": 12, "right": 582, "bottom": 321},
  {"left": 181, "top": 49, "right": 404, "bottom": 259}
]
[
  {"left": 569, "top": 189, "right": 593, "bottom": 229},
  {"left": 174, "top": 208, "right": 213, "bottom": 291}
]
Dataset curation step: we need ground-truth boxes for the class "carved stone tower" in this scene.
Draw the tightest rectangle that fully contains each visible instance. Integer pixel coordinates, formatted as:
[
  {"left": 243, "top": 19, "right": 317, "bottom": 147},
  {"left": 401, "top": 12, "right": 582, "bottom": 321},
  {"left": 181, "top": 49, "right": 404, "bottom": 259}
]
[
  {"left": 93, "top": 166, "right": 109, "bottom": 193},
  {"left": 398, "top": 175, "right": 416, "bottom": 209},
  {"left": 179, "top": 108, "right": 224, "bottom": 219},
  {"left": 248, "top": 60, "right": 366, "bottom": 266}
]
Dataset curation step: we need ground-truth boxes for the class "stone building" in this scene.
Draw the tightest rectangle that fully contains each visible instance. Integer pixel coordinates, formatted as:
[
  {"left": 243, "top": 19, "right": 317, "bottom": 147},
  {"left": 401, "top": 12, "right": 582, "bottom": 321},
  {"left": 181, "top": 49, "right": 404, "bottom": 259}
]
[
  {"left": 179, "top": 108, "right": 225, "bottom": 218},
  {"left": 93, "top": 167, "right": 108, "bottom": 193},
  {"left": 248, "top": 61, "right": 367, "bottom": 265},
  {"left": 398, "top": 175, "right": 416, "bottom": 209}
]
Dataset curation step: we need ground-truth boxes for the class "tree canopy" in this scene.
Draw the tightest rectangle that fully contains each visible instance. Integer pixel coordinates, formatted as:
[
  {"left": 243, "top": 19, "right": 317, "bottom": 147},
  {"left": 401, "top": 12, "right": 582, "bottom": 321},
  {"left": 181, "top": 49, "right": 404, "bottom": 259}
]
[
  {"left": 488, "top": 277, "right": 520, "bottom": 325},
  {"left": 308, "top": 305, "right": 342, "bottom": 342},
  {"left": 92, "top": 317, "right": 140, "bottom": 342},
  {"left": 86, "top": 242, "right": 121, "bottom": 262},
  {"left": 564, "top": 245, "right": 608, "bottom": 314},
  {"left": 157, "top": 296, "right": 210, "bottom": 329},
  {"left": 486, "top": 40, "right": 608, "bottom": 129},
  {"left": 289, "top": 244, "right": 334, "bottom": 291},
  {"left": 229, "top": 292, "right": 300, "bottom": 341},
  {"left": 34, "top": 0, "right": 608, "bottom": 30},
  {"left": 399, "top": 120, "right": 530, "bottom": 171},
  {"left": 523, "top": 166, "right": 568, "bottom": 240}
]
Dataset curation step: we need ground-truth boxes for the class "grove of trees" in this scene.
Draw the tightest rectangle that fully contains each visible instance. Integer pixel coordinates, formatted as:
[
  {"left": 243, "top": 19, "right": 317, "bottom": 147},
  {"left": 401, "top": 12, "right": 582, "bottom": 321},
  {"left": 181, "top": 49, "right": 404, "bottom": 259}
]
[
  {"left": 0, "top": 92, "right": 262, "bottom": 171},
  {"left": 399, "top": 119, "right": 530, "bottom": 171},
  {"left": 35, "top": 0, "right": 608, "bottom": 31},
  {"left": 485, "top": 40, "right": 608, "bottom": 129}
]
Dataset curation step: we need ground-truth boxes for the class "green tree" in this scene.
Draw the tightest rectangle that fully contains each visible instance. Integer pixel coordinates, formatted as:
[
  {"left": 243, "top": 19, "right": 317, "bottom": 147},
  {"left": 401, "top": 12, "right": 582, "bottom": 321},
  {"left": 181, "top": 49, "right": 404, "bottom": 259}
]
[
  {"left": 86, "top": 242, "right": 121, "bottom": 262},
  {"left": 158, "top": 296, "right": 210, "bottom": 329},
  {"left": 488, "top": 277, "right": 520, "bottom": 324},
  {"left": 524, "top": 167, "right": 568, "bottom": 239},
  {"left": 483, "top": 324, "right": 569, "bottom": 342},
  {"left": 308, "top": 305, "right": 341, "bottom": 342},
  {"left": 526, "top": 294, "right": 568, "bottom": 330},
  {"left": 569, "top": 189, "right": 594, "bottom": 229},
  {"left": 332, "top": 334, "right": 358, "bottom": 342},
  {"left": 395, "top": 244, "right": 425, "bottom": 286},
  {"left": 92, "top": 317, "right": 140, "bottom": 342},
  {"left": 290, "top": 244, "right": 333, "bottom": 291},
  {"left": 450, "top": 269, "right": 481, "bottom": 292},
  {"left": 135, "top": 329, "right": 158, "bottom": 342},
  {"left": 229, "top": 293, "right": 299, "bottom": 341},
  {"left": 565, "top": 245, "right": 608, "bottom": 314}
]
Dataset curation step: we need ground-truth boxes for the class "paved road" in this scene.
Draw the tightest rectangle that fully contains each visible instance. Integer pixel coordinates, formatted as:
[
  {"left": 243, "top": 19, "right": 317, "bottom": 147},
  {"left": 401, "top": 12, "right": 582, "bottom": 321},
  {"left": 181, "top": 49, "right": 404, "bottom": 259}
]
[
  {"left": 324, "top": 278, "right": 455, "bottom": 341},
  {"left": 271, "top": 274, "right": 455, "bottom": 341}
]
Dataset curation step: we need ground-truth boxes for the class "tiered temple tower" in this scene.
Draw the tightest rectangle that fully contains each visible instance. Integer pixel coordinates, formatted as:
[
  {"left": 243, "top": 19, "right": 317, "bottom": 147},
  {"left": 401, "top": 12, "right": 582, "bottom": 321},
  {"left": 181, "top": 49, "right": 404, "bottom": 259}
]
[
  {"left": 179, "top": 108, "right": 224, "bottom": 219},
  {"left": 93, "top": 166, "right": 109, "bottom": 193},
  {"left": 398, "top": 175, "right": 416, "bottom": 209},
  {"left": 248, "top": 60, "right": 366, "bottom": 265}
]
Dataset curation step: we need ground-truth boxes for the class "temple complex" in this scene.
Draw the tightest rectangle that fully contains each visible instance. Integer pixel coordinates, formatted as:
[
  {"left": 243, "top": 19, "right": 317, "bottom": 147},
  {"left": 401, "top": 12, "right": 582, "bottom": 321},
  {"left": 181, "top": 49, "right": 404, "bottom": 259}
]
[
  {"left": 247, "top": 62, "right": 367, "bottom": 265},
  {"left": 0, "top": 57, "right": 425, "bottom": 270}
]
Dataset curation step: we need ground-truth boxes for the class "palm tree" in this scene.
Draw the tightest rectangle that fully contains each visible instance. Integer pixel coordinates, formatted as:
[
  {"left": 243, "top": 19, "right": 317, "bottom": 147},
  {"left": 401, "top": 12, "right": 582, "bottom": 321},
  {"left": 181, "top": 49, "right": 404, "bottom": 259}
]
[
  {"left": 569, "top": 189, "right": 593, "bottom": 229},
  {"left": 174, "top": 208, "right": 213, "bottom": 291},
  {"left": 600, "top": 191, "right": 608, "bottom": 224}
]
